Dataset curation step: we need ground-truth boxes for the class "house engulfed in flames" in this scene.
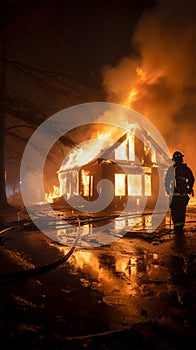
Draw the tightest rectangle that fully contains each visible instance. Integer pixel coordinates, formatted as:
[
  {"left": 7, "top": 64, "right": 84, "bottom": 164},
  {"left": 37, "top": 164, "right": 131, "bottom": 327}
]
[{"left": 56, "top": 126, "right": 169, "bottom": 212}]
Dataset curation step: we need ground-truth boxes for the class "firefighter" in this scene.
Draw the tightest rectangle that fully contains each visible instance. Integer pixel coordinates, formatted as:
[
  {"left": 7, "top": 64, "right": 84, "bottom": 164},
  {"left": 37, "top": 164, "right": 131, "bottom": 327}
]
[{"left": 165, "top": 151, "right": 195, "bottom": 233}]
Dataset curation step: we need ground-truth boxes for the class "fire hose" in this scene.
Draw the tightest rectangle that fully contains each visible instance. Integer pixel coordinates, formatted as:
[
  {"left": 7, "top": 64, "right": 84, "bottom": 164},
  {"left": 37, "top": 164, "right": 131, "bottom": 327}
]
[
  {"left": 0, "top": 221, "right": 76, "bottom": 283},
  {"left": 0, "top": 209, "right": 173, "bottom": 282}
]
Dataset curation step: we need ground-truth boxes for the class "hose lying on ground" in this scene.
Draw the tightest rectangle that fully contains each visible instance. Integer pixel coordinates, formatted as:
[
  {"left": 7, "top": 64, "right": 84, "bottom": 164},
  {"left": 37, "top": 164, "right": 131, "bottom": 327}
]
[
  {"left": 0, "top": 246, "right": 75, "bottom": 282},
  {"left": 0, "top": 219, "right": 76, "bottom": 282}
]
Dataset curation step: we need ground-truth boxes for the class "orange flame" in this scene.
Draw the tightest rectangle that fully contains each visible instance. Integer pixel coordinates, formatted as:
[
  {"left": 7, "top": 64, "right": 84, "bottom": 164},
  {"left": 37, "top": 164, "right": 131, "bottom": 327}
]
[
  {"left": 59, "top": 128, "right": 127, "bottom": 172},
  {"left": 124, "top": 65, "right": 167, "bottom": 108},
  {"left": 45, "top": 185, "right": 60, "bottom": 203}
]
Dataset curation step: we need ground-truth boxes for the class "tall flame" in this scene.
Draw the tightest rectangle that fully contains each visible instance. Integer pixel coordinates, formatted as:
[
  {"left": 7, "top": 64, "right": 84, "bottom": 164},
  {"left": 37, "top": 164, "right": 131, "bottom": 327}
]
[
  {"left": 124, "top": 66, "right": 167, "bottom": 109},
  {"left": 59, "top": 128, "right": 129, "bottom": 172}
]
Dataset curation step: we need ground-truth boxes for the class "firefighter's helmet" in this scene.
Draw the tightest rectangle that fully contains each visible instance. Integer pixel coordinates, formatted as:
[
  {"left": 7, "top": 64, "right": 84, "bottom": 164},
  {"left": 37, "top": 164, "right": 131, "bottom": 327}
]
[{"left": 172, "top": 151, "right": 184, "bottom": 161}]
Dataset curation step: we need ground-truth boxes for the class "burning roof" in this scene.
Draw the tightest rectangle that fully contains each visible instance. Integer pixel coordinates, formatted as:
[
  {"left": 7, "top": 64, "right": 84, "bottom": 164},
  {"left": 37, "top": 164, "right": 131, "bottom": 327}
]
[{"left": 58, "top": 123, "right": 169, "bottom": 173}]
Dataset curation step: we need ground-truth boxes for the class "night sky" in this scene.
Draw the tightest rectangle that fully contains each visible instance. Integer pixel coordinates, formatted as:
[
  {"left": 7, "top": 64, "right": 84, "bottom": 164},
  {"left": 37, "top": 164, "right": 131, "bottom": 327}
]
[{"left": 0, "top": 0, "right": 195, "bottom": 198}]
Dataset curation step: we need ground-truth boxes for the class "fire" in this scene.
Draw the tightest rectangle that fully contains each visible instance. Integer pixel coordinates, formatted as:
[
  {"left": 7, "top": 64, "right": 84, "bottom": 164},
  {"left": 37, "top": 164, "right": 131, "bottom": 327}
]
[
  {"left": 97, "top": 130, "right": 113, "bottom": 141},
  {"left": 115, "top": 132, "right": 136, "bottom": 161},
  {"left": 115, "top": 174, "right": 126, "bottom": 196},
  {"left": 81, "top": 170, "right": 92, "bottom": 196},
  {"left": 59, "top": 127, "right": 133, "bottom": 173},
  {"left": 124, "top": 65, "right": 167, "bottom": 108},
  {"left": 126, "top": 88, "right": 137, "bottom": 108},
  {"left": 128, "top": 174, "right": 142, "bottom": 196},
  {"left": 57, "top": 122, "right": 155, "bottom": 201},
  {"left": 45, "top": 185, "right": 60, "bottom": 203},
  {"left": 59, "top": 122, "right": 139, "bottom": 178},
  {"left": 60, "top": 134, "right": 114, "bottom": 172},
  {"left": 144, "top": 173, "right": 152, "bottom": 196},
  {"left": 70, "top": 250, "right": 138, "bottom": 295},
  {"left": 136, "top": 66, "right": 148, "bottom": 80}
]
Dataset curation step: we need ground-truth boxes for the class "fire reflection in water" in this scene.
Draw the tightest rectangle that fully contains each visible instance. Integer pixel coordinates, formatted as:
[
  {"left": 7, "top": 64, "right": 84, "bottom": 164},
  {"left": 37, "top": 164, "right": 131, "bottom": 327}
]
[
  {"left": 54, "top": 212, "right": 168, "bottom": 248},
  {"left": 116, "top": 256, "right": 137, "bottom": 291},
  {"left": 56, "top": 215, "right": 156, "bottom": 243},
  {"left": 56, "top": 241, "right": 160, "bottom": 320},
  {"left": 70, "top": 250, "right": 140, "bottom": 306}
]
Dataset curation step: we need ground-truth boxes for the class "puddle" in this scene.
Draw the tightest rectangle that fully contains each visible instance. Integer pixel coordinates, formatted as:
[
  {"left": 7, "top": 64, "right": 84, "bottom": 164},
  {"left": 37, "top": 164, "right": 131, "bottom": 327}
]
[{"left": 0, "top": 204, "right": 195, "bottom": 348}]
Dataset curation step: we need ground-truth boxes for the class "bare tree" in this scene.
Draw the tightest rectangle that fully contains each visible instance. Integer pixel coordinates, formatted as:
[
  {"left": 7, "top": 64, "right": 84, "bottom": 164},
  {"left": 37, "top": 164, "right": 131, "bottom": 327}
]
[
  {"left": 0, "top": 3, "right": 104, "bottom": 211},
  {"left": 0, "top": 33, "right": 15, "bottom": 211}
]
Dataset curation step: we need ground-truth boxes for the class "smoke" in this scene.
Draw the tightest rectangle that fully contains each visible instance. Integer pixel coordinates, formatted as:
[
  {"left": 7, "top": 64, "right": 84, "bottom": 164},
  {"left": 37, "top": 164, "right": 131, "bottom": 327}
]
[{"left": 102, "top": 0, "right": 196, "bottom": 177}]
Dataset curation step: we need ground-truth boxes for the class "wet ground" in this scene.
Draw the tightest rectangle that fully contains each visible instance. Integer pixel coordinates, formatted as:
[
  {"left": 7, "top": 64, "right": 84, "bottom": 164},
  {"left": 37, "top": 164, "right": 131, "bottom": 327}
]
[{"left": 0, "top": 204, "right": 196, "bottom": 349}]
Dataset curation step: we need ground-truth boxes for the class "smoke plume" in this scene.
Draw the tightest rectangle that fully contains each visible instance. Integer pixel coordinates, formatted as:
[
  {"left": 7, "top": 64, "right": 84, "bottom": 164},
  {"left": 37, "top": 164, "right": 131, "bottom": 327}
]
[{"left": 102, "top": 0, "right": 196, "bottom": 177}]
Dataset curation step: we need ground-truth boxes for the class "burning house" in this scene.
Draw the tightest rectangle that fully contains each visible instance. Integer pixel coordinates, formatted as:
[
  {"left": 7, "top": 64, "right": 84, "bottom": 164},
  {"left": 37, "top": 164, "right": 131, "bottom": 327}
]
[{"left": 55, "top": 125, "right": 169, "bottom": 213}]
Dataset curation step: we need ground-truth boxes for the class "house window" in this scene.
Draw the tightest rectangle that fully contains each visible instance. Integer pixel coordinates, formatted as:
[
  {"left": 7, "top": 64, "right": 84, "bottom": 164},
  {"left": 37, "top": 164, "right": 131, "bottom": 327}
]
[
  {"left": 115, "top": 174, "right": 126, "bottom": 196},
  {"left": 60, "top": 176, "right": 67, "bottom": 197},
  {"left": 81, "top": 171, "right": 94, "bottom": 197},
  {"left": 72, "top": 171, "right": 79, "bottom": 195},
  {"left": 144, "top": 174, "right": 151, "bottom": 196},
  {"left": 115, "top": 135, "right": 135, "bottom": 161},
  {"left": 59, "top": 171, "right": 79, "bottom": 198},
  {"left": 128, "top": 174, "right": 142, "bottom": 196},
  {"left": 151, "top": 146, "right": 156, "bottom": 163},
  {"left": 115, "top": 139, "right": 128, "bottom": 160}
]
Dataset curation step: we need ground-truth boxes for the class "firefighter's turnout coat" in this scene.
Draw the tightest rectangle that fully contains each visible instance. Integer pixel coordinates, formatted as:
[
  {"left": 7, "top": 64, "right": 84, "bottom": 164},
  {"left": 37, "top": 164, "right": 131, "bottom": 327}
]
[{"left": 165, "top": 163, "right": 195, "bottom": 230}]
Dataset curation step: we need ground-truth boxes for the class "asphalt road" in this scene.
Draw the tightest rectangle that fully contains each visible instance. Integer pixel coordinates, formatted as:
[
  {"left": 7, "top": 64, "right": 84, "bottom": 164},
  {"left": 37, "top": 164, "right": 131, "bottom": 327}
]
[{"left": 0, "top": 205, "right": 195, "bottom": 349}]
